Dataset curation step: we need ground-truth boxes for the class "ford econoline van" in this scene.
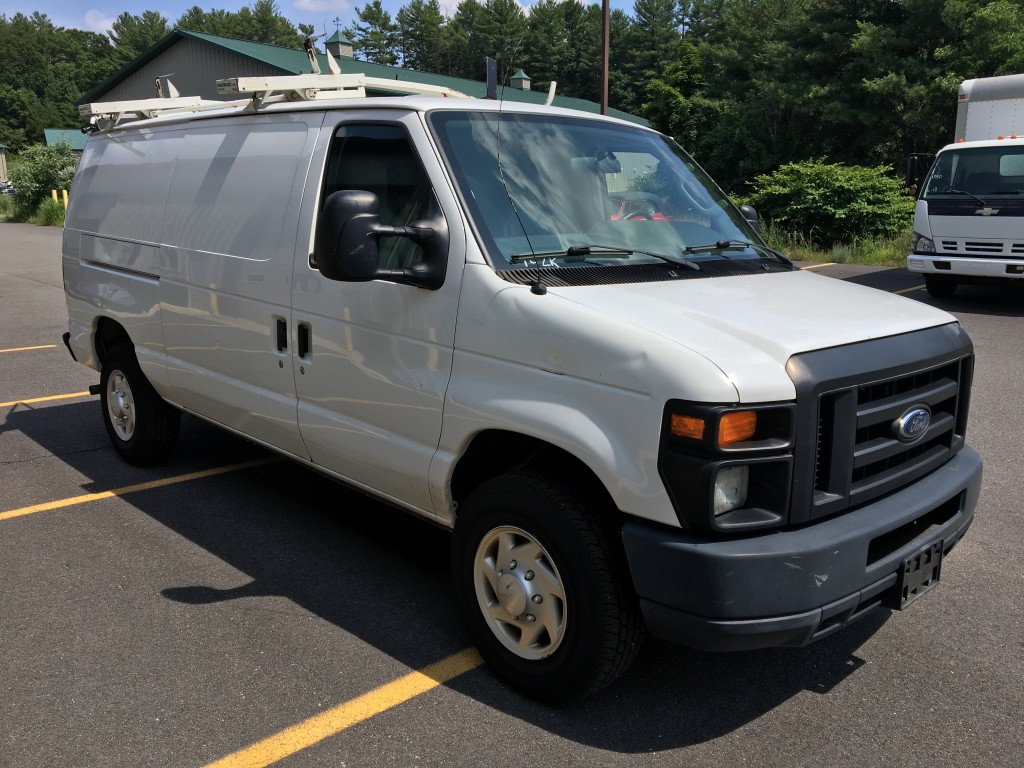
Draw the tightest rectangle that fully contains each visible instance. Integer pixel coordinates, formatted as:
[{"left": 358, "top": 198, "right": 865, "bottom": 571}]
[{"left": 63, "top": 75, "right": 982, "bottom": 701}]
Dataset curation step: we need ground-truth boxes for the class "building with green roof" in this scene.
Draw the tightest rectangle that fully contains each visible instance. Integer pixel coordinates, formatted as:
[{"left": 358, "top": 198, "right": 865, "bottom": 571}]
[
  {"left": 43, "top": 129, "right": 89, "bottom": 152},
  {"left": 79, "top": 30, "right": 645, "bottom": 126}
]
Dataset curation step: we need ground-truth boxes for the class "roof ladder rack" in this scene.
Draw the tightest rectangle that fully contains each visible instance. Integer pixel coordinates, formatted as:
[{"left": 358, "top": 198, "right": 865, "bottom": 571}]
[
  {"left": 79, "top": 72, "right": 472, "bottom": 132},
  {"left": 216, "top": 73, "right": 469, "bottom": 110}
]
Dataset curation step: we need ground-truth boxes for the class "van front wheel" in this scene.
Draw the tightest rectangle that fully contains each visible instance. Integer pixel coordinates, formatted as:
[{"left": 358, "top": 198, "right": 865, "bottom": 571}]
[
  {"left": 451, "top": 472, "right": 642, "bottom": 701},
  {"left": 100, "top": 344, "right": 180, "bottom": 465}
]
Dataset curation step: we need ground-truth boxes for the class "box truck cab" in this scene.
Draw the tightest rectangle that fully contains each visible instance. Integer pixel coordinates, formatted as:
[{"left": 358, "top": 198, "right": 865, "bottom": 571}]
[
  {"left": 909, "top": 74, "right": 1024, "bottom": 296},
  {"left": 63, "top": 74, "right": 982, "bottom": 701}
]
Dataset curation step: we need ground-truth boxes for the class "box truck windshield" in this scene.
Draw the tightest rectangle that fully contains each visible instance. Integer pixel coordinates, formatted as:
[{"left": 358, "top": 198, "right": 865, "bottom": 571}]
[{"left": 923, "top": 145, "right": 1024, "bottom": 200}]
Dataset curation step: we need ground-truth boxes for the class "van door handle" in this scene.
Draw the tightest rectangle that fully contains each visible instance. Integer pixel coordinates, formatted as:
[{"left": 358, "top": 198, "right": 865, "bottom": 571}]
[
  {"left": 297, "top": 322, "right": 311, "bottom": 359},
  {"left": 275, "top": 318, "right": 287, "bottom": 351}
]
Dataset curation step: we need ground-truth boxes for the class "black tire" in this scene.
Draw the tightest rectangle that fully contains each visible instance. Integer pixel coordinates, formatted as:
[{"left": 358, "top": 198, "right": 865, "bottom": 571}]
[
  {"left": 99, "top": 343, "right": 180, "bottom": 466},
  {"left": 451, "top": 472, "right": 643, "bottom": 702},
  {"left": 925, "top": 274, "right": 957, "bottom": 298}
]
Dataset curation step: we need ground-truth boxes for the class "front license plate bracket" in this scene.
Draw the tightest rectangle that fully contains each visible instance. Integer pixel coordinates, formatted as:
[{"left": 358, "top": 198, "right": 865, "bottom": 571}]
[{"left": 891, "top": 539, "right": 943, "bottom": 610}]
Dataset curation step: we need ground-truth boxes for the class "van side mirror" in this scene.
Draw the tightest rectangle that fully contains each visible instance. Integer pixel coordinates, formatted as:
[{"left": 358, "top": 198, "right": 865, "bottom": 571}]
[
  {"left": 314, "top": 189, "right": 448, "bottom": 290},
  {"left": 739, "top": 204, "right": 761, "bottom": 234}
]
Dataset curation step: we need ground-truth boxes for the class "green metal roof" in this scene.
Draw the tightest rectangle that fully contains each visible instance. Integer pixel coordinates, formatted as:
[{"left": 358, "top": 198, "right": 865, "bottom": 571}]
[
  {"left": 43, "top": 129, "right": 88, "bottom": 151},
  {"left": 511, "top": 69, "right": 530, "bottom": 81},
  {"left": 79, "top": 29, "right": 647, "bottom": 126}
]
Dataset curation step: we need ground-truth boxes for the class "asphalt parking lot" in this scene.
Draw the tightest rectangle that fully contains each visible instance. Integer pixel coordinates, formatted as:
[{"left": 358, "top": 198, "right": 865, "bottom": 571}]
[{"left": 2, "top": 222, "right": 1023, "bottom": 767}]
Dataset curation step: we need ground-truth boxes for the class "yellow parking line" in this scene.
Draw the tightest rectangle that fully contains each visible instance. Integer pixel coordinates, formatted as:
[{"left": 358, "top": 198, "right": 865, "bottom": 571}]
[
  {"left": 0, "top": 457, "right": 280, "bottom": 522},
  {"left": 0, "top": 344, "right": 58, "bottom": 353},
  {"left": 894, "top": 285, "right": 924, "bottom": 295},
  {"left": 205, "top": 648, "right": 484, "bottom": 768},
  {"left": 800, "top": 262, "right": 835, "bottom": 270},
  {"left": 0, "top": 391, "right": 92, "bottom": 408}
]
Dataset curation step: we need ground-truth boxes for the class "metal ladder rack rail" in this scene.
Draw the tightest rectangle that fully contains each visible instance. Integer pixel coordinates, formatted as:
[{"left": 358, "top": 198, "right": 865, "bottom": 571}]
[{"left": 80, "top": 73, "right": 471, "bottom": 132}]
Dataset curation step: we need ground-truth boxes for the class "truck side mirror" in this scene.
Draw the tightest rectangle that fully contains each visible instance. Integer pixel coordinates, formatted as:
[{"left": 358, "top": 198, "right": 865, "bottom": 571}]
[
  {"left": 739, "top": 204, "right": 761, "bottom": 235},
  {"left": 314, "top": 189, "right": 448, "bottom": 290}
]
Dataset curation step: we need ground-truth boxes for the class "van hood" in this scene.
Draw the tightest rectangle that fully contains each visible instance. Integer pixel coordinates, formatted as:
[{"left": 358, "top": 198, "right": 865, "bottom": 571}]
[{"left": 547, "top": 269, "right": 957, "bottom": 402}]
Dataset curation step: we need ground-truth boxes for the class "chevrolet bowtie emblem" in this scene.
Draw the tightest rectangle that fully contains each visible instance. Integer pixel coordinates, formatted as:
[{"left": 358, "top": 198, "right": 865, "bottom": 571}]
[{"left": 975, "top": 207, "right": 1000, "bottom": 216}]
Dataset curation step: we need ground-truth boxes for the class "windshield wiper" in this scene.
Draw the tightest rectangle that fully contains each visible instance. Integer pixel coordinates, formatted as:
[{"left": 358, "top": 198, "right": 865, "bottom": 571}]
[
  {"left": 684, "top": 240, "right": 793, "bottom": 268},
  {"left": 509, "top": 245, "right": 632, "bottom": 263},
  {"left": 684, "top": 239, "right": 755, "bottom": 254},
  {"left": 946, "top": 189, "right": 989, "bottom": 205}
]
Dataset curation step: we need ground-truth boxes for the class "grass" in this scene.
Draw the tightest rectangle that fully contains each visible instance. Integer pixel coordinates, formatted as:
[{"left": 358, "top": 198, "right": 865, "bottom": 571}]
[
  {"left": 761, "top": 221, "right": 910, "bottom": 267},
  {"left": 0, "top": 195, "right": 12, "bottom": 222},
  {"left": 29, "top": 197, "right": 65, "bottom": 226}
]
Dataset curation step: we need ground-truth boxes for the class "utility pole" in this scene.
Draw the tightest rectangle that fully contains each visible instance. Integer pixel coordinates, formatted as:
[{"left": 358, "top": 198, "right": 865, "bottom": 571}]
[{"left": 601, "top": 0, "right": 609, "bottom": 115}]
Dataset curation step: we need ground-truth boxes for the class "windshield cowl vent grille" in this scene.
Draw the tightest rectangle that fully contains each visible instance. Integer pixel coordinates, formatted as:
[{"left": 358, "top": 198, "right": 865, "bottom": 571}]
[{"left": 496, "top": 259, "right": 791, "bottom": 287}]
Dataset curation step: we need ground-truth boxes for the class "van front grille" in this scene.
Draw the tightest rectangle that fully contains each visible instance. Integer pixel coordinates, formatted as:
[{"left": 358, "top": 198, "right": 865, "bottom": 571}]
[
  {"left": 810, "top": 359, "right": 969, "bottom": 519},
  {"left": 786, "top": 326, "right": 974, "bottom": 525}
]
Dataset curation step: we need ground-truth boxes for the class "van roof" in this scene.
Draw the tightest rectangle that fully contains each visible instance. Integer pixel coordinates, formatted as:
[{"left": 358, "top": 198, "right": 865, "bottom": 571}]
[{"left": 80, "top": 74, "right": 651, "bottom": 136}]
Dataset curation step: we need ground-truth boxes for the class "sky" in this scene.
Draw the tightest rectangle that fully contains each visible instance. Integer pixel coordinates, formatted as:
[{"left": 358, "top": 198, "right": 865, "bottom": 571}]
[{"left": 1, "top": 0, "right": 634, "bottom": 39}]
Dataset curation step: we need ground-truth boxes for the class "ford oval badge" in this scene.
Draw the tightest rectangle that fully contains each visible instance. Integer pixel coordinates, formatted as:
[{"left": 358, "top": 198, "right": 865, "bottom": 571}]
[{"left": 893, "top": 405, "right": 932, "bottom": 444}]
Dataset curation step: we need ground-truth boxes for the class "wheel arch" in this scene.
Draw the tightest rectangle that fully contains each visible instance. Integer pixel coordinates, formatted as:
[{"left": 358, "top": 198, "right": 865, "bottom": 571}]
[
  {"left": 93, "top": 316, "right": 133, "bottom": 366},
  {"left": 450, "top": 430, "right": 624, "bottom": 528}
]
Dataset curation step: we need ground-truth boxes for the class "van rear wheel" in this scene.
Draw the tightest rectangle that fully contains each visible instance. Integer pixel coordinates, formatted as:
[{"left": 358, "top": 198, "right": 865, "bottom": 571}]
[
  {"left": 451, "top": 472, "right": 642, "bottom": 701},
  {"left": 100, "top": 344, "right": 180, "bottom": 465}
]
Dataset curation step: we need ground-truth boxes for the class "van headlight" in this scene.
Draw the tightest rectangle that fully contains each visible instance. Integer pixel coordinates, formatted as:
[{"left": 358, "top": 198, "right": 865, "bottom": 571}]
[
  {"left": 911, "top": 232, "right": 935, "bottom": 253},
  {"left": 659, "top": 402, "right": 795, "bottom": 532}
]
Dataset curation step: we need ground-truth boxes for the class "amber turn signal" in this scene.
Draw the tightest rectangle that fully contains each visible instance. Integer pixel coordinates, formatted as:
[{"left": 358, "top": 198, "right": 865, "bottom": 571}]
[
  {"left": 718, "top": 411, "right": 757, "bottom": 446},
  {"left": 670, "top": 414, "right": 705, "bottom": 441}
]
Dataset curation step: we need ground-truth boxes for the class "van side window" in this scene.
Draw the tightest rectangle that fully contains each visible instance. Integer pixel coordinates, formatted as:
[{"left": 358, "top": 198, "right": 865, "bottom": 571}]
[{"left": 321, "top": 124, "right": 435, "bottom": 270}]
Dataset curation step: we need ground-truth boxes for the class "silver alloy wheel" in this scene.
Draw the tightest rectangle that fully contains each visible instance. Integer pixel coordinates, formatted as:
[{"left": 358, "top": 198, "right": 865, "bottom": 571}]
[
  {"left": 106, "top": 370, "right": 136, "bottom": 441},
  {"left": 473, "top": 525, "right": 567, "bottom": 660}
]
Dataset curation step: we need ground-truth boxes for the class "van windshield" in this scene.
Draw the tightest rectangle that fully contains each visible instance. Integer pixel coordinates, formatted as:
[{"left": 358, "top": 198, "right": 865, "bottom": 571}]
[{"left": 428, "top": 111, "right": 763, "bottom": 269}]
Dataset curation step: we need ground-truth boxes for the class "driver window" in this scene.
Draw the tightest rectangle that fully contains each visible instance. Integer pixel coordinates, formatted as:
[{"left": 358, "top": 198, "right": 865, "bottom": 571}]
[{"left": 321, "top": 124, "right": 434, "bottom": 270}]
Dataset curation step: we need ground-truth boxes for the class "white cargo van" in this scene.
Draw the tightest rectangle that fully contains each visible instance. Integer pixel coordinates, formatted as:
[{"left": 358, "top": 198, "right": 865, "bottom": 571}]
[
  {"left": 63, "top": 74, "right": 982, "bottom": 701},
  {"left": 908, "top": 73, "right": 1024, "bottom": 296}
]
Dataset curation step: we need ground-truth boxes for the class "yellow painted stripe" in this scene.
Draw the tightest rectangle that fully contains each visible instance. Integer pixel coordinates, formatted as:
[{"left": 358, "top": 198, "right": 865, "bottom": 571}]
[
  {"left": 205, "top": 648, "right": 484, "bottom": 768},
  {"left": 0, "top": 344, "right": 58, "bottom": 354},
  {"left": 894, "top": 285, "right": 924, "bottom": 295},
  {"left": 0, "top": 391, "right": 92, "bottom": 408},
  {"left": 0, "top": 457, "right": 280, "bottom": 522},
  {"left": 799, "top": 262, "right": 835, "bottom": 270}
]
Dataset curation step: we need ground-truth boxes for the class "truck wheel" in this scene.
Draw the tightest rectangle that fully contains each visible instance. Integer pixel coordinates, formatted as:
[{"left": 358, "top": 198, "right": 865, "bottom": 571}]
[
  {"left": 925, "top": 275, "right": 957, "bottom": 298},
  {"left": 451, "top": 472, "right": 642, "bottom": 701},
  {"left": 100, "top": 344, "right": 180, "bottom": 466}
]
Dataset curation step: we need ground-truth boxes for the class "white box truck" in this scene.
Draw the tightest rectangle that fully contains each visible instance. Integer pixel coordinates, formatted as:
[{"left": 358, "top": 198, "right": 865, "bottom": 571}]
[
  {"left": 908, "top": 73, "right": 1024, "bottom": 296},
  {"left": 63, "top": 74, "right": 981, "bottom": 701}
]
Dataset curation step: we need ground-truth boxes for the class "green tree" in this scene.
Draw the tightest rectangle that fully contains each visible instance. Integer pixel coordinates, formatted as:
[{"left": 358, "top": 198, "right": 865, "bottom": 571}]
[
  {"left": 446, "top": 0, "right": 488, "bottom": 79},
  {"left": 396, "top": 0, "right": 447, "bottom": 71},
  {"left": 348, "top": 1, "right": 401, "bottom": 65},
  {"left": 478, "top": 0, "right": 528, "bottom": 84},
  {"left": 109, "top": 10, "right": 170, "bottom": 65},
  {"left": 641, "top": 42, "right": 705, "bottom": 148},
  {"left": 175, "top": 2, "right": 303, "bottom": 47},
  {"left": 0, "top": 13, "right": 116, "bottom": 148}
]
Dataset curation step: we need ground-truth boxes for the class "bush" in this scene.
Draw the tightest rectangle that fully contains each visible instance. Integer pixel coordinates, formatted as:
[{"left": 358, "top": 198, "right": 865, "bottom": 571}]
[
  {"left": 8, "top": 142, "right": 77, "bottom": 221},
  {"left": 0, "top": 194, "right": 12, "bottom": 220},
  {"left": 746, "top": 160, "right": 914, "bottom": 247},
  {"left": 30, "top": 197, "right": 65, "bottom": 227}
]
